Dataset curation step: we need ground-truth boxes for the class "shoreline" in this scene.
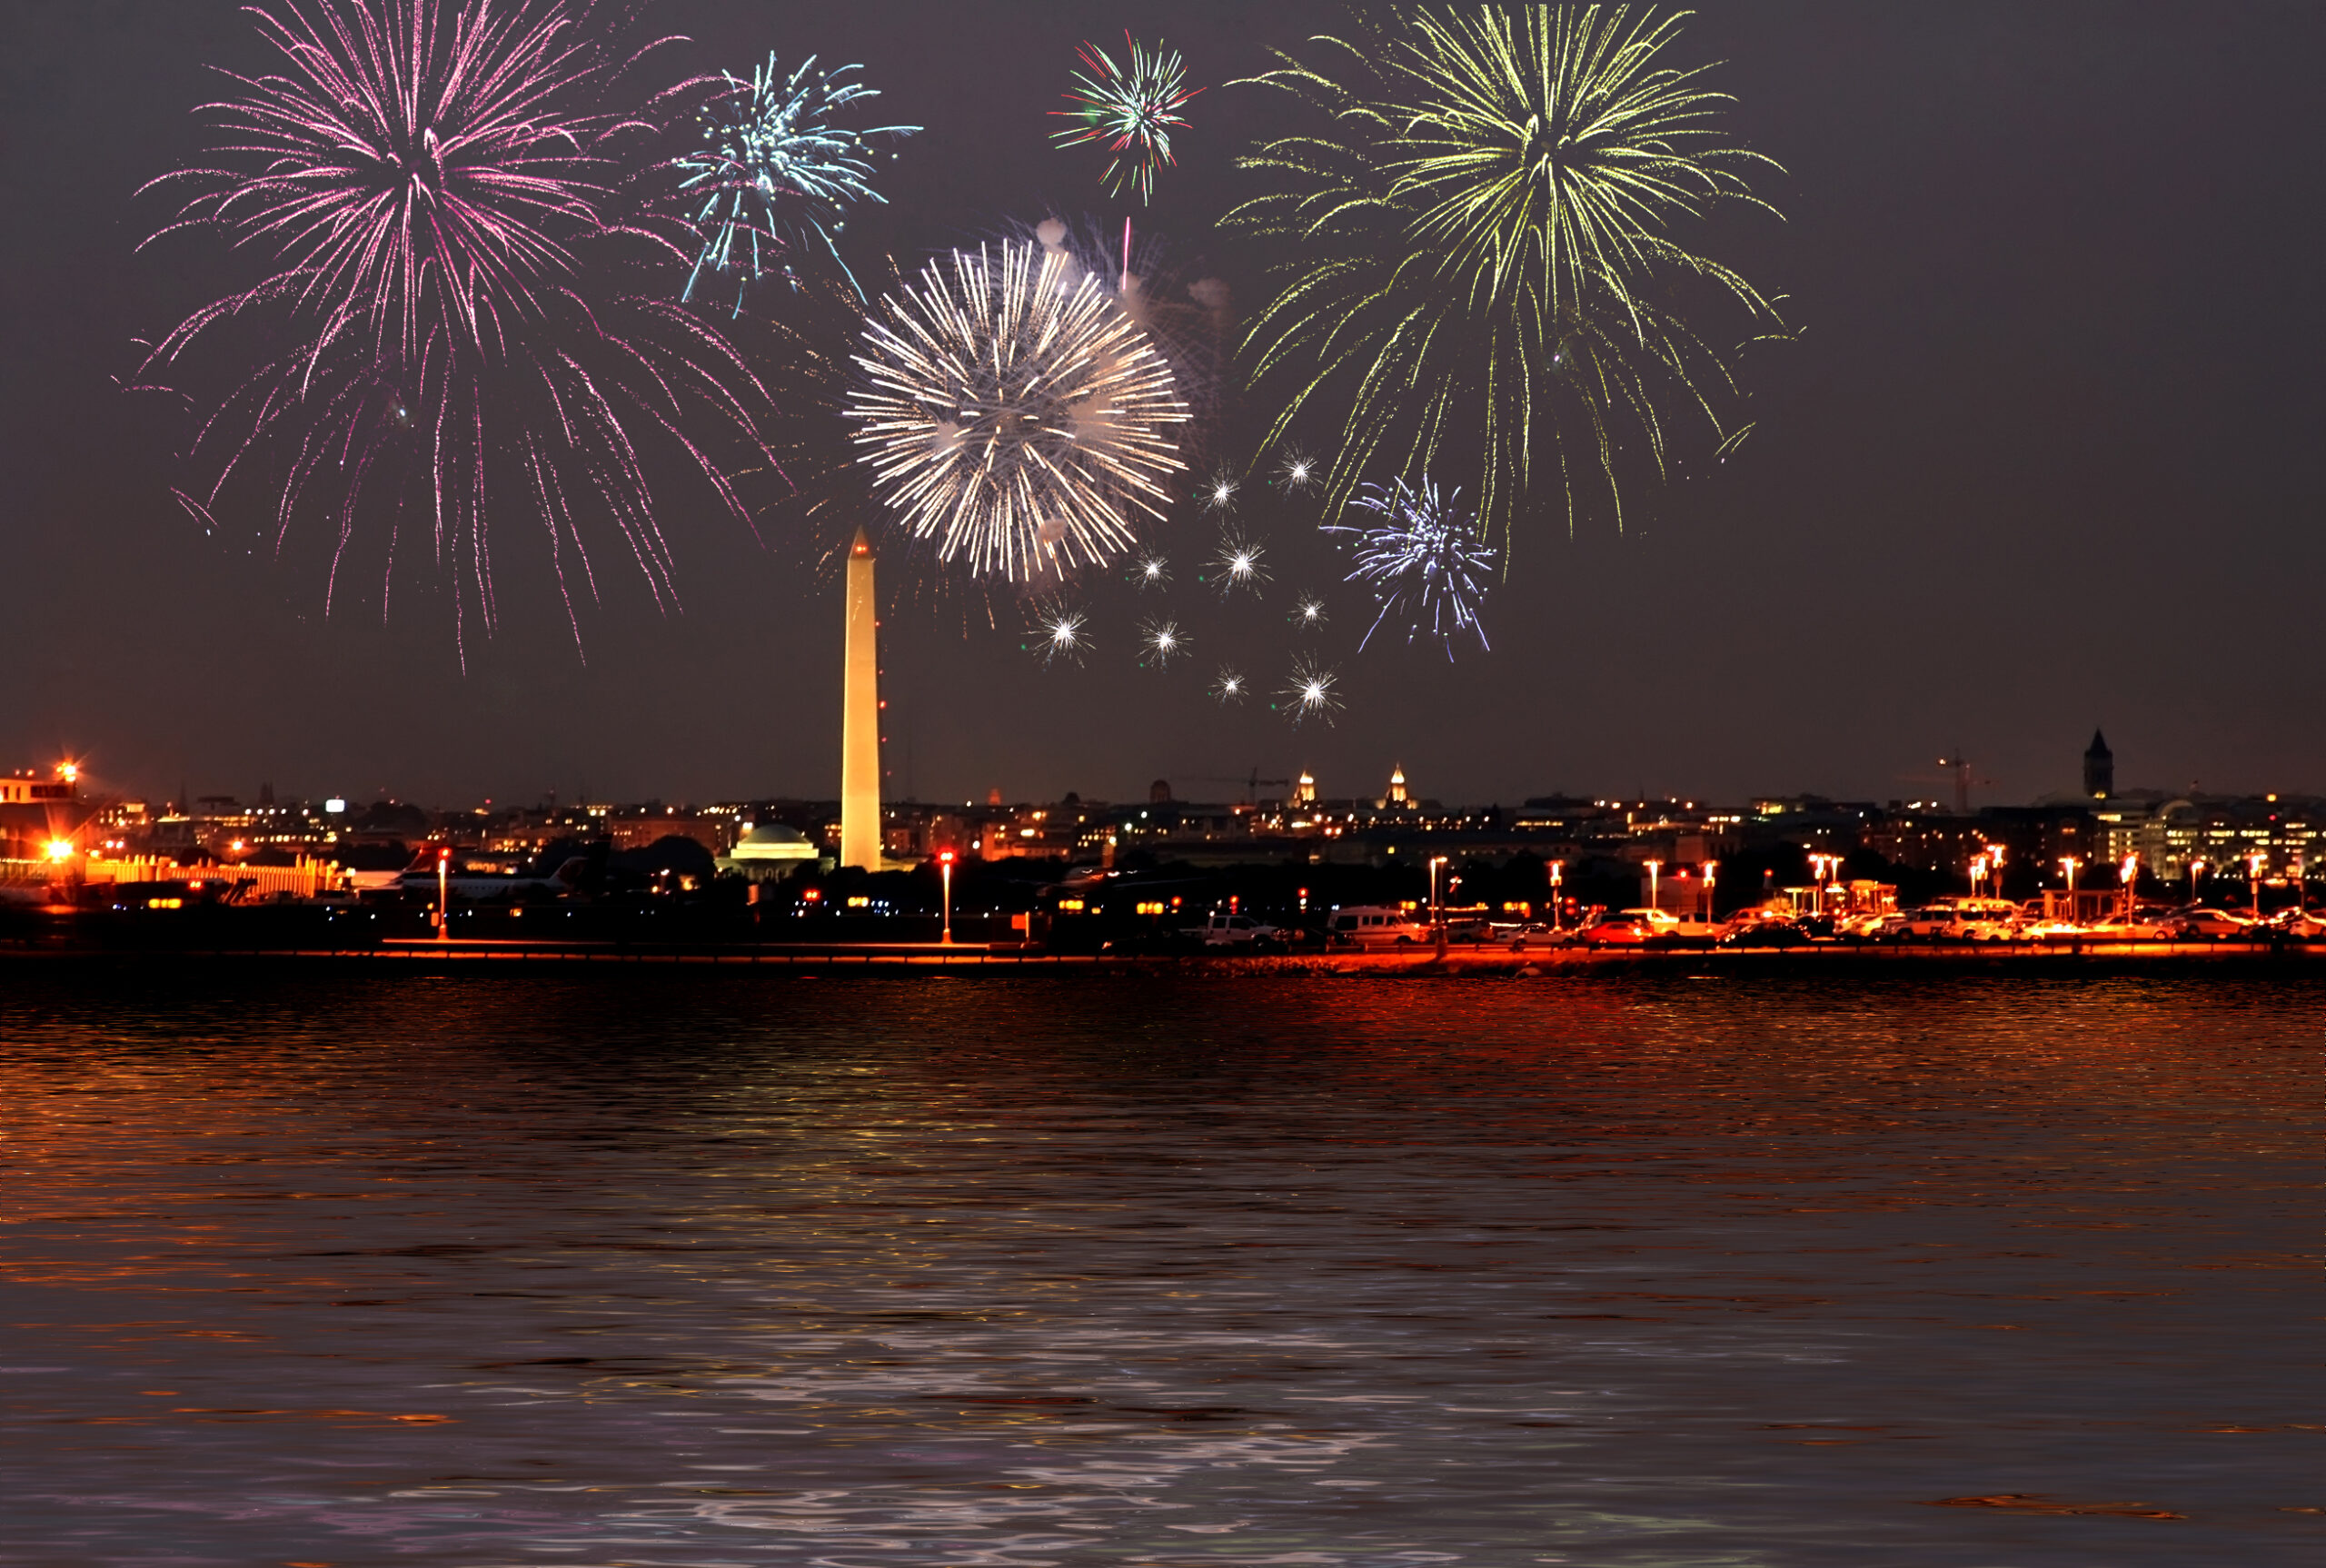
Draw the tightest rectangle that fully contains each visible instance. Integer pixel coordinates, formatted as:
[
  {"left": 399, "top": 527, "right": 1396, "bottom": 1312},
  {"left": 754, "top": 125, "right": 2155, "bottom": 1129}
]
[{"left": 4, "top": 936, "right": 2322, "bottom": 975}]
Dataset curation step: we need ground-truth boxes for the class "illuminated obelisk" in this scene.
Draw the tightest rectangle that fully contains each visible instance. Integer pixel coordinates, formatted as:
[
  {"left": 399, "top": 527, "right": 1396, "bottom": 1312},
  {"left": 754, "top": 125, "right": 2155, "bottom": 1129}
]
[{"left": 839, "top": 528, "right": 881, "bottom": 871}]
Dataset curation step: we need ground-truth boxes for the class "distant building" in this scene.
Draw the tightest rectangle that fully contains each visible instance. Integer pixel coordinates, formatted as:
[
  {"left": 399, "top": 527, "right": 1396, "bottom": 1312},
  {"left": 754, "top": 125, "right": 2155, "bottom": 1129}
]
[
  {"left": 2083, "top": 729, "right": 2114, "bottom": 799},
  {"left": 1295, "top": 772, "right": 1317, "bottom": 805},
  {"left": 1387, "top": 765, "right": 1408, "bottom": 806}
]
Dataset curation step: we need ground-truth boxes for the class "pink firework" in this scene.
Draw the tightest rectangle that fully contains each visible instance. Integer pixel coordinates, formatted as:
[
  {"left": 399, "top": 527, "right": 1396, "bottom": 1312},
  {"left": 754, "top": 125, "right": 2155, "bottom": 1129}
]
[{"left": 134, "top": 0, "right": 782, "bottom": 659}]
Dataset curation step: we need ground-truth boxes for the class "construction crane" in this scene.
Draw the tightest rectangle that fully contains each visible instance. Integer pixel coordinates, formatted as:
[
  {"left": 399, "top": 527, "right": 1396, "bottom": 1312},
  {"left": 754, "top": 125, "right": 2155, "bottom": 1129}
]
[
  {"left": 1906, "top": 749, "right": 1996, "bottom": 816},
  {"left": 1179, "top": 768, "right": 1293, "bottom": 805}
]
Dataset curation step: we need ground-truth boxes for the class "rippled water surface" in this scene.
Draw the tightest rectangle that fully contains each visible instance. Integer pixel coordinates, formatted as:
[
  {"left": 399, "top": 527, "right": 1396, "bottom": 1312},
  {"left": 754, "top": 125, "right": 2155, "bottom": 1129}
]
[{"left": 1, "top": 970, "right": 2320, "bottom": 1566}]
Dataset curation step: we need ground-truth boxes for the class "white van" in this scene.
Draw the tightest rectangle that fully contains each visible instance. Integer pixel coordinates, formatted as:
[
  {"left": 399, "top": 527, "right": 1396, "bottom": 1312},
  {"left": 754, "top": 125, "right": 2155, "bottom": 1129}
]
[{"left": 1327, "top": 905, "right": 1434, "bottom": 947}]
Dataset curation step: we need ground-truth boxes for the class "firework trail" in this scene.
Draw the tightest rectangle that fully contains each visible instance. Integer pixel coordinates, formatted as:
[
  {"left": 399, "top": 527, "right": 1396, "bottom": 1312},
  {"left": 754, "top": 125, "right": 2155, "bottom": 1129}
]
[
  {"left": 1327, "top": 476, "right": 1497, "bottom": 657},
  {"left": 134, "top": 0, "right": 781, "bottom": 659},
  {"left": 1277, "top": 655, "right": 1341, "bottom": 728},
  {"left": 676, "top": 54, "right": 917, "bottom": 312},
  {"left": 846, "top": 240, "right": 1189, "bottom": 584},
  {"left": 1051, "top": 32, "right": 1203, "bottom": 203},
  {"left": 1229, "top": 6, "right": 1784, "bottom": 540}
]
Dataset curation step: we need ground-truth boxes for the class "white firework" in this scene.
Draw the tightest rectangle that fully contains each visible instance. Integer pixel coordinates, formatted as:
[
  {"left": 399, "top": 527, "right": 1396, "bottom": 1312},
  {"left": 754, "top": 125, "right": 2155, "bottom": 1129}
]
[
  {"left": 1327, "top": 476, "right": 1497, "bottom": 656},
  {"left": 1201, "top": 469, "right": 1239, "bottom": 512},
  {"left": 1129, "top": 551, "right": 1170, "bottom": 590},
  {"left": 1277, "top": 655, "right": 1341, "bottom": 728},
  {"left": 848, "top": 241, "right": 1188, "bottom": 582},
  {"left": 1210, "top": 666, "right": 1247, "bottom": 704},
  {"left": 1138, "top": 616, "right": 1187, "bottom": 669},
  {"left": 1208, "top": 530, "right": 1269, "bottom": 596},
  {"left": 1031, "top": 606, "right": 1089, "bottom": 665},
  {"left": 1290, "top": 594, "right": 1327, "bottom": 630},
  {"left": 1277, "top": 448, "right": 1316, "bottom": 491}
]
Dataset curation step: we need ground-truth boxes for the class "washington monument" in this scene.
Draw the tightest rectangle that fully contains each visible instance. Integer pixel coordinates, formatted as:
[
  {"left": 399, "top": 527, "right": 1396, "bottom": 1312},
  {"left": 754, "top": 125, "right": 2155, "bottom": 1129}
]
[{"left": 840, "top": 528, "right": 880, "bottom": 871}]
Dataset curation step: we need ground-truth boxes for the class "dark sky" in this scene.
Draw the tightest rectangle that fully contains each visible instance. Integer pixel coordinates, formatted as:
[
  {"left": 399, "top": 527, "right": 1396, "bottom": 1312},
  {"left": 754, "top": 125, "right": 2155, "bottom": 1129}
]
[{"left": 4, "top": 2, "right": 2321, "bottom": 810}]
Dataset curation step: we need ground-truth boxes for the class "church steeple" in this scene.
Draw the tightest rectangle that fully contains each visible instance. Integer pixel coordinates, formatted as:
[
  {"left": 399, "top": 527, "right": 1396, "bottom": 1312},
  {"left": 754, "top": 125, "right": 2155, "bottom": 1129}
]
[{"left": 2082, "top": 729, "right": 2113, "bottom": 799}]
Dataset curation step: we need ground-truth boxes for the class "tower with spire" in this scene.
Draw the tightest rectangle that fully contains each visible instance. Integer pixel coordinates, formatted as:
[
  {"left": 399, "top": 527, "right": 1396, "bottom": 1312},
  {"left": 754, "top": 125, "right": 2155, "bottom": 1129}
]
[{"left": 2082, "top": 729, "right": 2114, "bottom": 799}]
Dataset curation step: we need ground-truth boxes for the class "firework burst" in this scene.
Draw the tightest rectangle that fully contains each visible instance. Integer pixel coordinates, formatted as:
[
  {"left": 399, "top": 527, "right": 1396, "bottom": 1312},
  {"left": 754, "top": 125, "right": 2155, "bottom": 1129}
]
[
  {"left": 676, "top": 54, "right": 918, "bottom": 311},
  {"left": 846, "top": 241, "right": 1189, "bottom": 583},
  {"left": 1200, "top": 470, "right": 1239, "bottom": 512},
  {"left": 1207, "top": 530, "right": 1269, "bottom": 597},
  {"left": 1029, "top": 605, "right": 1090, "bottom": 665},
  {"left": 1229, "top": 6, "right": 1783, "bottom": 540},
  {"left": 1210, "top": 666, "right": 1248, "bottom": 704},
  {"left": 1276, "top": 448, "right": 1317, "bottom": 491},
  {"left": 134, "top": 0, "right": 781, "bottom": 659},
  {"left": 1290, "top": 594, "right": 1328, "bottom": 631},
  {"left": 1051, "top": 33, "right": 1204, "bottom": 203},
  {"left": 1129, "top": 551, "right": 1170, "bottom": 590},
  {"left": 1328, "top": 476, "right": 1497, "bottom": 657},
  {"left": 1138, "top": 617, "right": 1188, "bottom": 669},
  {"left": 1277, "top": 655, "right": 1341, "bottom": 728}
]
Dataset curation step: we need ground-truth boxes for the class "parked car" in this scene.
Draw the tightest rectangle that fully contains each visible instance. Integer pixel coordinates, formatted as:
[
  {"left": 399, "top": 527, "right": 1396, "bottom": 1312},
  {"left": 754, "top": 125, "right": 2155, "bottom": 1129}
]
[
  {"left": 1191, "top": 913, "right": 1283, "bottom": 949},
  {"left": 1326, "top": 905, "right": 1434, "bottom": 947},
  {"left": 1720, "top": 917, "right": 1815, "bottom": 948},
  {"left": 2268, "top": 909, "right": 2326, "bottom": 940},
  {"left": 1884, "top": 898, "right": 2023, "bottom": 942},
  {"left": 2159, "top": 908, "right": 2259, "bottom": 940},
  {"left": 1507, "top": 922, "right": 1580, "bottom": 951},
  {"left": 1578, "top": 911, "right": 1659, "bottom": 947}
]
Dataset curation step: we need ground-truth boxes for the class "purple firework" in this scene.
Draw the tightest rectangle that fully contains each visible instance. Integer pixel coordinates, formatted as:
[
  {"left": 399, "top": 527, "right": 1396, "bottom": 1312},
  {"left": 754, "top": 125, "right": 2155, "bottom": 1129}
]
[
  {"left": 1327, "top": 477, "right": 1497, "bottom": 658},
  {"left": 134, "top": 0, "right": 782, "bottom": 659}
]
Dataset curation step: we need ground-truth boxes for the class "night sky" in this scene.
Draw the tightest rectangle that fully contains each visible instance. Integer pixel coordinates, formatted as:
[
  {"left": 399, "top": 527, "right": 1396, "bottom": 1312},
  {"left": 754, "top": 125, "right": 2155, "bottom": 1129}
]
[{"left": 4, "top": 1, "right": 2321, "bottom": 811}]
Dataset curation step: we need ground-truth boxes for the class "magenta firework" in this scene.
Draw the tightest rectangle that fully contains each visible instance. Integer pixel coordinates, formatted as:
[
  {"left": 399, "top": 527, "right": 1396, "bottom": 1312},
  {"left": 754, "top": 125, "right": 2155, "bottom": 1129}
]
[{"left": 135, "top": 0, "right": 781, "bottom": 658}]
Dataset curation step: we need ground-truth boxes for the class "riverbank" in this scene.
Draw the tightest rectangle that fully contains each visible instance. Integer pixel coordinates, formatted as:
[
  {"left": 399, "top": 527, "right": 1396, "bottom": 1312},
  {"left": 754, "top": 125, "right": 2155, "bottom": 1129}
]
[{"left": 5, "top": 934, "right": 2323, "bottom": 973}]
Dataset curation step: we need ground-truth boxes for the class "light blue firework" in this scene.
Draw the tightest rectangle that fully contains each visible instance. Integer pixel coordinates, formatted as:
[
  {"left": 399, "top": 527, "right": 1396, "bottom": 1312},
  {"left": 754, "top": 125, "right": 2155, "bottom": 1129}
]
[
  {"left": 677, "top": 55, "right": 918, "bottom": 311},
  {"left": 1327, "top": 477, "right": 1497, "bottom": 657}
]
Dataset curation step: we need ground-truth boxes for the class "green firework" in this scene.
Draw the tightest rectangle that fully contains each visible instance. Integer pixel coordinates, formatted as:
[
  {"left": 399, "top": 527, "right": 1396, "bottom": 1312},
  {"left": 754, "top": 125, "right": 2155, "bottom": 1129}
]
[{"left": 1228, "top": 5, "right": 1785, "bottom": 541}]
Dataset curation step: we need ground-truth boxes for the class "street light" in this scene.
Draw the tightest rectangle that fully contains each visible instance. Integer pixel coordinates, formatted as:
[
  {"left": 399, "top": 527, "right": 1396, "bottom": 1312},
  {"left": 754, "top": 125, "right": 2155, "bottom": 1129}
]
[
  {"left": 1644, "top": 858, "right": 1663, "bottom": 915},
  {"left": 2187, "top": 857, "right": 2205, "bottom": 908},
  {"left": 1548, "top": 861, "right": 1565, "bottom": 928},
  {"left": 938, "top": 849, "right": 957, "bottom": 943},
  {"left": 1429, "top": 856, "right": 1449, "bottom": 958},
  {"left": 1703, "top": 860, "right": 1718, "bottom": 921},
  {"left": 2249, "top": 852, "right": 2265, "bottom": 919},
  {"left": 2060, "top": 855, "right": 2081, "bottom": 919},
  {"left": 435, "top": 847, "right": 452, "bottom": 939},
  {"left": 2120, "top": 852, "right": 2138, "bottom": 919}
]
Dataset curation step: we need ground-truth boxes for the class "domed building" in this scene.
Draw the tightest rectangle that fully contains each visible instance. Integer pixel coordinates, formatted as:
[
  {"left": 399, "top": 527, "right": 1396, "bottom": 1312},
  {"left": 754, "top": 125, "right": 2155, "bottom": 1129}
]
[{"left": 716, "top": 822, "right": 822, "bottom": 882}]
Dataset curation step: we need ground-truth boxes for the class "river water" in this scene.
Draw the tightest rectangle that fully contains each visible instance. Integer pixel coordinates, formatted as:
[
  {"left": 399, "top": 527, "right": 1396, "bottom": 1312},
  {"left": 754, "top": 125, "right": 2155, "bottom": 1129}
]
[{"left": 0, "top": 969, "right": 2318, "bottom": 1566}]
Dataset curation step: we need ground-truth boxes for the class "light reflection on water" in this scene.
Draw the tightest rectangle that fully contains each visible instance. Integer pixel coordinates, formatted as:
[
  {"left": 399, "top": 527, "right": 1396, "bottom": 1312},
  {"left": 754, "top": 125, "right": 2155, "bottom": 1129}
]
[{"left": 0, "top": 971, "right": 2320, "bottom": 1565}]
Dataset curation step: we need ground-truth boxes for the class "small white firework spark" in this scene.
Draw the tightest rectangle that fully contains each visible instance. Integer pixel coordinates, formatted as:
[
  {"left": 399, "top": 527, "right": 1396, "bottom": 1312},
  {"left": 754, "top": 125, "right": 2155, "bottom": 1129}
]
[
  {"left": 1277, "top": 656, "right": 1340, "bottom": 728},
  {"left": 1201, "top": 469, "right": 1239, "bottom": 512},
  {"left": 1210, "top": 666, "right": 1247, "bottom": 704},
  {"left": 1208, "top": 530, "right": 1269, "bottom": 596},
  {"left": 1290, "top": 594, "right": 1327, "bottom": 630},
  {"left": 1129, "top": 551, "right": 1169, "bottom": 590},
  {"left": 1031, "top": 606, "right": 1090, "bottom": 665},
  {"left": 1276, "top": 449, "right": 1316, "bottom": 491},
  {"left": 1138, "top": 616, "right": 1186, "bottom": 669}
]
